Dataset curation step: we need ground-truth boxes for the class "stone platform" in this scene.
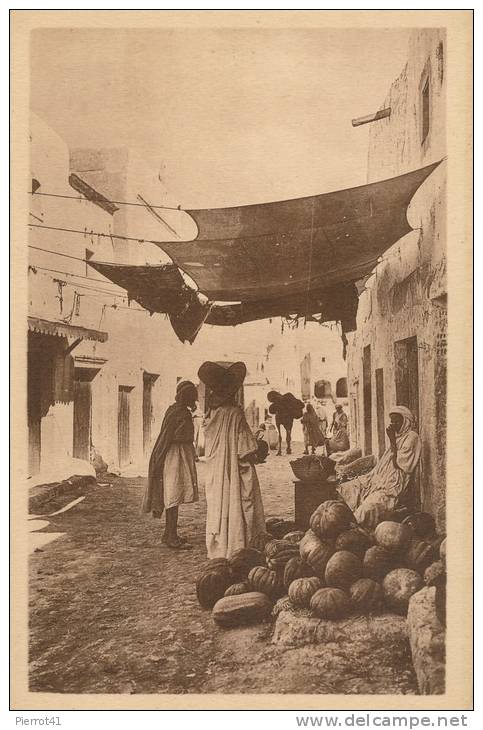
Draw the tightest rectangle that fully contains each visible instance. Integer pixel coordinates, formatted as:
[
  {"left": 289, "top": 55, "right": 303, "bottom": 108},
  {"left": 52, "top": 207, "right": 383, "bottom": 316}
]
[{"left": 407, "top": 586, "right": 445, "bottom": 694}]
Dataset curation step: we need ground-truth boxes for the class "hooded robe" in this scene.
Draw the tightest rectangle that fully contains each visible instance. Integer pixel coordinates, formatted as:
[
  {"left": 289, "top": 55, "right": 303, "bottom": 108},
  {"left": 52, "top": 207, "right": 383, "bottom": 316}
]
[
  {"left": 203, "top": 404, "right": 266, "bottom": 559},
  {"left": 302, "top": 405, "right": 325, "bottom": 447},
  {"left": 142, "top": 402, "right": 198, "bottom": 517},
  {"left": 338, "top": 405, "right": 421, "bottom": 528}
]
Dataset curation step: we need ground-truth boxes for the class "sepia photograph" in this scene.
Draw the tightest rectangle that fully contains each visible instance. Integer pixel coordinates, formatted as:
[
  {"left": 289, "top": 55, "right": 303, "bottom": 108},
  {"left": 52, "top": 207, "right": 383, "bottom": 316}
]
[{"left": 10, "top": 10, "right": 472, "bottom": 711}]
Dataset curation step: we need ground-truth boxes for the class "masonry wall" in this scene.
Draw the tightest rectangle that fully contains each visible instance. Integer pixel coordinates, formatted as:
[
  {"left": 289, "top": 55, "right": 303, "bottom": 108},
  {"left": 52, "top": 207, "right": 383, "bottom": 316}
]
[
  {"left": 346, "top": 30, "right": 447, "bottom": 529},
  {"left": 29, "top": 114, "right": 185, "bottom": 482}
]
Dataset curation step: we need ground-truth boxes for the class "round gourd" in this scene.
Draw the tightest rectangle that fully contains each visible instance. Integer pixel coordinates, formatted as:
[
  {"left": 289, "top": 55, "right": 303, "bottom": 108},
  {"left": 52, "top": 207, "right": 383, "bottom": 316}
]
[
  {"left": 212, "top": 592, "right": 273, "bottom": 627},
  {"left": 272, "top": 595, "right": 295, "bottom": 617},
  {"left": 266, "top": 541, "right": 300, "bottom": 571},
  {"left": 201, "top": 558, "right": 231, "bottom": 573},
  {"left": 229, "top": 547, "right": 265, "bottom": 581},
  {"left": 265, "top": 539, "right": 293, "bottom": 558},
  {"left": 288, "top": 577, "right": 322, "bottom": 607},
  {"left": 325, "top": 550, "right": 363, "bottom": 590},
  {"left": 266, "top": 518, "right": 285, "bottom": 538},
  {"left": 383, "top": 507, "right": 411, "bottom": 523},
  {"left": 350, "top": 578, "right": 383, "bottom": 614},
  {"left": 299, "top": 530, "right": 323, "bottom": 561},
  {"left": 266, "top": 517, "right": 283, "bottom": 530},
  {"left": 306, "top": 541, "right": 334, "bottom": 579},
  {"left": 382, "top": 568, "right": 424, "bottom": 614},
  {"left": 363, "top": 546, "right": 394, "bottom": 581},
  {"left": 402, "top": 512, "right": 436, "bottom": 539},
  {"left": 310, "top": 587, "right": 351, "bottom": 619},
  {"left": 405, "top": 537, "right": 437, "bottom": 574},
  {"left": 266, "top": 518, "right": 297, "bottom": 539},
  {"left": 224, "top": 581, "right": 250, "bottom": 597},
  {"left": 284, "top": 531, "right": 305, "bottom": 544},
  {"left": 277, "top": 521, "right": 297, "bottom": 538},
  {"left": 268, "top": 553, "right": 300, "bottom": 572},
  {"left": 249, "top": 531, "right": 273, "bottom": 552},
  {"left": 310, "top": 500, "right": 354, "bottom": 540},
  {"left": 424, "top": 560, "right": 445, "bottom": 587},
  {"left": 247, "top": 565, "right": 285, "bottom": 600},
  {"left": 439, "top": 538, "right": 446, "bottom": 566},
  {"left": 283, "top": 556, "right": 314, "bottom": 591},
  {"left": 335, "top": 527, "right": 373, "bottom": 558},
  {"left": 374, "top": 521, "right": 412, "bottom": 553},
  {"left": 196, "top": 566, "right": 233, "bottom": 609}
]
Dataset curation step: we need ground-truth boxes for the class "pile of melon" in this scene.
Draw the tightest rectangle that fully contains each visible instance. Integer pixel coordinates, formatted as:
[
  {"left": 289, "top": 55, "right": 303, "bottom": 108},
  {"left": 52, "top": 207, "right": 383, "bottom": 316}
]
[{"left": 195, "top": 502, "right": 446, "bottom": 629}]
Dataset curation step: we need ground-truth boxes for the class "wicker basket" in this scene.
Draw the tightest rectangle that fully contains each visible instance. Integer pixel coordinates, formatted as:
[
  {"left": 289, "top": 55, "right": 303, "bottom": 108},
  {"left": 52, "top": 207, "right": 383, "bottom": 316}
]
[
  {"left": 290, "top": 455, "right": 329, "bottom": 482},
  {"left": 335, "top": 454, "right": 376, "bottom": 481}
]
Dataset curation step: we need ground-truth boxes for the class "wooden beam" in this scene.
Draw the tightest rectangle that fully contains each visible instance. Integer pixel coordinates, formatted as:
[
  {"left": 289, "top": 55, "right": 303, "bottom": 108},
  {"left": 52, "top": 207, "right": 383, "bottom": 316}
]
[
  {"left": 352, "top": 107, "right": 391, "bottom": 127},
  {"left": 65, "top": 338, "right": 82, "bottom": 356},
  {"left": 137, "top": 194, "right": 181, "bottom": 239}
]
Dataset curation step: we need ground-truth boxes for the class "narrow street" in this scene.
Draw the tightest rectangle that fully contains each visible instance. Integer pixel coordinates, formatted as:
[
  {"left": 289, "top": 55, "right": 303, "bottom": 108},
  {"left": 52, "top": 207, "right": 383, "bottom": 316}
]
[{"left": 29, "top": 443, "right": 417, "bottom": 696}]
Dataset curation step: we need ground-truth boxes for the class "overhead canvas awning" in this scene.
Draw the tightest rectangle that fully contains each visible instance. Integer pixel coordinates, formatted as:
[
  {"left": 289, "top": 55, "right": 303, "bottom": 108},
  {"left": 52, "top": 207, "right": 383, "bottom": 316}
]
[
  {"left": 87, "top": 261, "right": 192, "bottom": 314},
  {"left": 28, "top": 316, "right": 108, "bottom": 343},
  {"left": 87, "top": 161, "right": 442, "bottom": 343},
  {"left": 87, "top": 261, "right": 212, "bottom": 344},
  {"left": 157, "top": 161, "right": 441, "bottom": 301},
  {"left": 87, "top": 263, "right": 359, "bottom": 335},
  {"left": 205, "top": 282, "right": 358, "bottom": 332}
]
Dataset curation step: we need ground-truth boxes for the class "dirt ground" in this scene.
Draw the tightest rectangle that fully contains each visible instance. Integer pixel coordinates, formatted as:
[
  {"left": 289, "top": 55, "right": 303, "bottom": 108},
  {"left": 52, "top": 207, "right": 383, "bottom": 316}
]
[{"left": 29, "top": 443, "right": 418, "bottom": 695}]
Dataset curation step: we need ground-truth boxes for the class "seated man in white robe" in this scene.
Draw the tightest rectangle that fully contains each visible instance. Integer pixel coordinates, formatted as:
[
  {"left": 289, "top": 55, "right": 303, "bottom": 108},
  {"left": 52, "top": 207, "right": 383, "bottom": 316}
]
[{"left": 338, "top": 406, "right": 421, "bottom": 529}]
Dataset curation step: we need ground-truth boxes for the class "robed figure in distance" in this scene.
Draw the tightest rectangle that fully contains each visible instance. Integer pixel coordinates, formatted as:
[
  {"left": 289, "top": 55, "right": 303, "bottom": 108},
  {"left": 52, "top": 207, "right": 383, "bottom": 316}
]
[
  {"left": 301, "top": 402, "right": 325, "bottom": 455},
  {"left": 198, "top": 361, "right": 266, "bottom": 559},
  {"left": 142, "top": 380, "right": 199, "bottom": 549}
]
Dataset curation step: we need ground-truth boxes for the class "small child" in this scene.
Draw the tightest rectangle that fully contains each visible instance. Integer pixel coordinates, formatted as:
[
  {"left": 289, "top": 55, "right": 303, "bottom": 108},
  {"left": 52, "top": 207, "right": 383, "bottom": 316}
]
[{"left": 254, "top": 423, "right": 269, "bottom": 463}]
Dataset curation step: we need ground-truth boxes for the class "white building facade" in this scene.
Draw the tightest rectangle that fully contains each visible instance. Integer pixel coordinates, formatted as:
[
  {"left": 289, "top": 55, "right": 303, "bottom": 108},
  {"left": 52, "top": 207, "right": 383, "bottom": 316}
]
[
  {"left": 28, "top": 114, "right": 185, "bottom": 484},
  {"left": 346, "top": 30, "right": 447, "bottom": 528}
]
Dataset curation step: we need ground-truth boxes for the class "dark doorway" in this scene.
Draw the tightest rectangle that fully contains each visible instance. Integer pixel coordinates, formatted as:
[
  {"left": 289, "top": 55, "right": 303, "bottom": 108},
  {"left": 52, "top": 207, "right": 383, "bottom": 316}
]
[
  {"left": 300, "top": 354, "right": 311, "bottom": 401},
  {"left": 350, "top": 381, "right": 360, "bottom": 447},
  {"left": 362, "top": 345, "right": 372, "bottom": 455},
  {"left": 28, "top": 337, "right": 42, "bottom": 475},
  {"left": 375, "top": 368, "right": 386, "bottom": 458},
  {"left": 27, "top": 332, "right": 57, "bottom": 475},
  {"left": 73, "top": 368, "right": 97, "bottom": 461},
  {"left": 118, "top": 386, "right": 133, "bottom": 467},
  {"left": 143, "top": 373, "right": 159, "bottom": 456},
  {"left": 394, "top": 336, "right": 420, "bottom": 427},
  {"left": 314, "top": 379, "right": 332, "bottom": 399},
  {"left": 336, "top": 377, "right": 348, "bottom": 398},
  {"left": 394, "top": 336, "right": 421, "bottom": 504}
]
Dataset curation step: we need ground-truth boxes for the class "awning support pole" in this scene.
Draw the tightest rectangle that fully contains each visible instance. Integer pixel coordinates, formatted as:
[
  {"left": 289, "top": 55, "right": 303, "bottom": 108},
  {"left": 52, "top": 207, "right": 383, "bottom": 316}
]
[
  {"left": 65, "top": 337, "right": 82, "bottom": 356},
  {"left": 352, "top": 107, "right": 391, "bottom": 127}
]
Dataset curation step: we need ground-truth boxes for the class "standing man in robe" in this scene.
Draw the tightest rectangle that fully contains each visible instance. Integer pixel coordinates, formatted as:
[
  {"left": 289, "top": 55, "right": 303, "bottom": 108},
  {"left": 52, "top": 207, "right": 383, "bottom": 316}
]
[
  {"left": 330, "top": 403, "right": 348, "bottom": 434},
  {"left": 198, "top": 361, "right": 266, "bottom": 559},
  {"left": 313, "top": 398, "right": 328, "bottom": 439},
  {"left": 142, "top": 380, "right": 199, "bottom": 549}
]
